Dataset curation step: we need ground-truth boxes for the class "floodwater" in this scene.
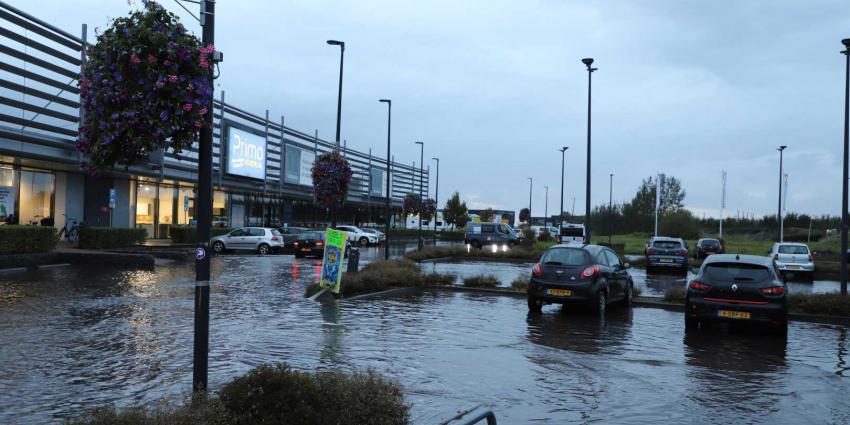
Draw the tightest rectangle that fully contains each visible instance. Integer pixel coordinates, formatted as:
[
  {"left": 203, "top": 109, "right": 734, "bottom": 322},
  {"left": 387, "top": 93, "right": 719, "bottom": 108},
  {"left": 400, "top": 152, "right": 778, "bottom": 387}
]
[{"left": 1, "top": 248, "right": 850, "bottom": 423}]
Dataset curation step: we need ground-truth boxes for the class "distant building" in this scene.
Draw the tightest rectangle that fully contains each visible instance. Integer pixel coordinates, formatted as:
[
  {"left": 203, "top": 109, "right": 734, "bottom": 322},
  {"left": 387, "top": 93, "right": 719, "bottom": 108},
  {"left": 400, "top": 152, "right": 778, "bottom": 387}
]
[{"left": 468, "top": 209, "right": 515, "bottom": 227}]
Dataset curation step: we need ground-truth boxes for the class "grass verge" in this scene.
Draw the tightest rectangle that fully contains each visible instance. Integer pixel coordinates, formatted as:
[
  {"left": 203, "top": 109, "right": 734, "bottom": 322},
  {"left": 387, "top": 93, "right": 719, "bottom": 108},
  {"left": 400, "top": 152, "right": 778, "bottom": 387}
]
[
  {"left": 662, "top": 286, "right": 850, "bottom": 317},
  {"left": 405, "top": 245, "right": 544, "bottom": 263},
  {"left": 304, "top": 259, "right": 454, "bottom": 298},
  {"left": 463, "top": 274, "right": 500, "bottom": 288}
]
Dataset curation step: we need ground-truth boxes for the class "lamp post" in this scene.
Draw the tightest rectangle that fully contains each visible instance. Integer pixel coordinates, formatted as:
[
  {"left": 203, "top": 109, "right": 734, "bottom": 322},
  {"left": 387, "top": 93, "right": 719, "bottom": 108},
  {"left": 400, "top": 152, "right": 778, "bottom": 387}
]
[
  {"left": 432, "top": 157, "right": 439, "bottom": 246},
  {"left": 544, "top": 185, "right": 549, "bottom": 229},
  {"left": 326, "top": 40, "right": 344, "bottom": 149},
  {"left": 193, "top": 0, "right": 216, "bottom": 393},
  {"left": 415, "top": 141, "right": 424, "bottom": 244},
  {"left": 609, "top": 173, "right": 613, "bottom": 245},
  {"left": 559, "top": 147, "right": 568, "bottom": 232},
  {"left": 777, "top": 145, "right": 787, "bottom": 242},
  {"left": 527, "top": 177, "right": 533, "bottom": 227},
  {"left": 582, "top": 57, "right": 597, "bottom": 244},
  {"left": 379, "top": 99, "right": 392, "bottom": 260},
  {"left": 841, "top": 38, "right": 850, "bottom": 295}
]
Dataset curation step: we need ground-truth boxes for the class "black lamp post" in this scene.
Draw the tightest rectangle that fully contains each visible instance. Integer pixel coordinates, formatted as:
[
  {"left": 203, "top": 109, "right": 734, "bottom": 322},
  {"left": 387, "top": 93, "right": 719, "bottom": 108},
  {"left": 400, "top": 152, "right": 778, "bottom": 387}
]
[
  {"left": 582, "top": 58, "right": 597, "bottom": 244},
  {"left": 544, "top": 186, "right": 549, "bottom": 228},
  {"left": 609, "top": 173, "right": 613, "bottom": 245},
  {"left": 841, "top": 38, "right": 850, "bottom": 295},
  {"left": 527, "top": 177, "right": 533, "bottom": 226},
  {"left": 415, "top": 141, "right": 424, "bottom": 244},
  {"left": 432, "top": 157, "right": 439, "bottom": 245},
  {"left": 777, "top": 145, "right": 787, "bottom": 242},
  {"left": 379, "top": 99, "right": 392, "bottom": 260},
  {"left": 326, "top": 40, "right": 344, "bottom": 149},
  {"left": 559, "top": 147, "right": 568, "bottom": 232}
]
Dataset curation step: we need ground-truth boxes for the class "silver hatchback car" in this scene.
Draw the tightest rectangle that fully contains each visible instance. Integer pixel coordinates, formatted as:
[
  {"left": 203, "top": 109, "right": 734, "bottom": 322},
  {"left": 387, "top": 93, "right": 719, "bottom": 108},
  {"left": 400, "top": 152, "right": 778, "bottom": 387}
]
[
  {"left": 210, "top": 227, "right": 284, "bottom": 255},
  {"left": 770, "top": 242, "right": 814, "bottom": 279}
]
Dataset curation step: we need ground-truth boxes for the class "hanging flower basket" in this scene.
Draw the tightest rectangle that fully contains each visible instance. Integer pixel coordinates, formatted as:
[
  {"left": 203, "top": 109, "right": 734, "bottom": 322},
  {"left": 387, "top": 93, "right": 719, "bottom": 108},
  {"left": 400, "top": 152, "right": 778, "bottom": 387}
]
[
  {"left": 311, "top": 151, "right": 353, "bottom": 208},
  {"left": 77, "top": 1, "right": 215, "bottom": 173}
]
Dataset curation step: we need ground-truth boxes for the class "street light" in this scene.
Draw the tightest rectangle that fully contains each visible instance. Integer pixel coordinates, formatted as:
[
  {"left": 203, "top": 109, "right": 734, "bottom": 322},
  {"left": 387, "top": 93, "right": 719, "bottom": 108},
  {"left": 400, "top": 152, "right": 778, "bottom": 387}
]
[
  {"left": 841, "top": 38, "right": 850, "bottom": 295},
  {"left": 582, "top": 57, "right": 597, "bottom": 244},
  {"left": 544, "top": 185, "right": 549, "bottom": 229},
  {"left": 777, "top": 145, "right": 787, "bottom": 242},
  {"left": 527, "top": 177, "right": 533, "bottom": 227},
  {"left": 379, "top": 99, "right": 392, "bottom": 260},
  {"left": 326, "top": 40, "right": 345, "bottom": 149},
  {"left": 559, "top": 147, "right": 568, "bottom": 233},
  {"left": 415, "top": 141, "right": 424, "bottom": 248},
  {"left": 432, "top": 157, "right": 439, "bottom": 246},
  {"left": 609, "top": 173, "right": 614, "bottom": 245}
]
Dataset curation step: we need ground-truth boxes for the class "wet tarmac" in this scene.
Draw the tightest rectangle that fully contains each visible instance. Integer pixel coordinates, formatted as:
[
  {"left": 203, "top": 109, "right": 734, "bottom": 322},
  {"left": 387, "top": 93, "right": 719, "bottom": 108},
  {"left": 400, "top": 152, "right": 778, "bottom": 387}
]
[{"left": 1, "top": 247, "right": 850, "bottom": 423}]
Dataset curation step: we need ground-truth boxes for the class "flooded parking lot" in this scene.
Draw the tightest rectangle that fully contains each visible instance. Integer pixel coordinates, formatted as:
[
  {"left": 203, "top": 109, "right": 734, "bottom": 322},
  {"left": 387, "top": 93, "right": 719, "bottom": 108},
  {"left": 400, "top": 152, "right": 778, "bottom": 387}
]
[{"left": 1, "top": 249, "right": 850, "bottom": 423}]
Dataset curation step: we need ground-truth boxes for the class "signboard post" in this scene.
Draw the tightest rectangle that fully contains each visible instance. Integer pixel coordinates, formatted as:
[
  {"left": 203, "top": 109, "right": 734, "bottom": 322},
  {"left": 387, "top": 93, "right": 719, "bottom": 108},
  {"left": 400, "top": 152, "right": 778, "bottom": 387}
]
[
  {"left": 320, "top": 228, "right": 348, "bottom": 294},
  {"left": 108, "top": 188, "right": 116, "bottom": 227}
]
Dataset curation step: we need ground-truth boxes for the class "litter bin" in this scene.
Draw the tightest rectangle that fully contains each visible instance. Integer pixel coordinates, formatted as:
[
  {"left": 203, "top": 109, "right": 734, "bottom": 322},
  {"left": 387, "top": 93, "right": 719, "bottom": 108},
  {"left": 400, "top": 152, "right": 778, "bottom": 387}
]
[{"left": 347, "top": 247, "right": 360, "bottom": 273}]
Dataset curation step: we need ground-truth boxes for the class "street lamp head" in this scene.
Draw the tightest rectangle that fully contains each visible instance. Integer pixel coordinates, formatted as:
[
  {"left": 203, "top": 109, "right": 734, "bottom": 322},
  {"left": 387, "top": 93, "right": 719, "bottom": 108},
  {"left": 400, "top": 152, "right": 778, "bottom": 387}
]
[
  {"left": 582, "top": 58, "right": 594, "bottom": 66},
  {"left": 379, "top": 99, "right": 391, "bottom": 104},
  {"left": 432, "top": 157, "right": 438, "bottom": 161},
  {"left": 560, "top": 146, "right": 569, "bottom": 152},
  {"left": 778, "top": 145, "right": 788, "bottom": 151},
  {"left": 843, "top": 39, "right": 850, "bottom": 47},
  {"left": 326, "top": 40, "right": 344, "bottom": 47},
  {"left": 415, "top": 141, "right": 423, "bottom": 146}
]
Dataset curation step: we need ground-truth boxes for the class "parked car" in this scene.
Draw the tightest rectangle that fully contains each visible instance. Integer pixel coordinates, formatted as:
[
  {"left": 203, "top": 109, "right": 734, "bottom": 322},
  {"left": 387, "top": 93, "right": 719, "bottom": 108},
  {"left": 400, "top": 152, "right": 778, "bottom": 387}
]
[
  {"left": 558, "top": 223, "right": 585, "bottom": 244},
  {"left": 293, "top": 231, "right": 350, "bottom": 258},
  {"left": 527, "top": 244, "right": 633, "bottom": 313},
  {"left": 531, "top": 225, "right": 559, "bottom": 241},
  {"left": 334, "top": 225, "right": 379, "bottom": 246},
  {"left": 210, "top": 227, "right": 283, "bottom": 255},
  {"left": 685, "top": 254, "right": 788, "bottom": 333},
  {"left": 770, "top": 242, "right": 814, "bottom": 279},
  {"left": 362, "top": 228, "right": 386, "bottom": 244},
  {"left": 278, "top": 226, "right": 310, "bottom": 252},
  {"left": 645, "top": 236, "right": 689, "bottom": 272},
  {"left": 694, "top": 238, "right": 725, "bottom": 259},
  {"left": 464, "top": 222, "right": 520, "bottom": 248}
]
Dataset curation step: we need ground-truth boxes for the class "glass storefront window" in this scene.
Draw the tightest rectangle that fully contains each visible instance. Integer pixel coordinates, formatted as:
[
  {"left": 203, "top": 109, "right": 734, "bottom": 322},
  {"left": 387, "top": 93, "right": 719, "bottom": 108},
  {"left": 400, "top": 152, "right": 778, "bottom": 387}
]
[
  {"left": 213, "top": 190, "right": 228, "bottom": 227},
  {"left": 136, "top": 182, "right": 157, "bottom": 237},
  {"left": 0, "top": 167, "right": 17, "bottom": 223},
  {"left": 158, "top": 185, "right": 175, "bottom": 238},
  {"left": 177, "top": 187, "right": 195, "bottom": 225},
  {"left": 19, "top": 170, "right": 54, "bottom": 226}
]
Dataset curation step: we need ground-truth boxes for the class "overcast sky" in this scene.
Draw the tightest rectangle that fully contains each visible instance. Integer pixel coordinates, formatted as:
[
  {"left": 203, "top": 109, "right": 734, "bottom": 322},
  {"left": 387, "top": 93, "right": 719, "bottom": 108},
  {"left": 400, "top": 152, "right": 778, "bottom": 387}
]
[{"left": 26, "top": 0, "right": 850, "bottom": 218}]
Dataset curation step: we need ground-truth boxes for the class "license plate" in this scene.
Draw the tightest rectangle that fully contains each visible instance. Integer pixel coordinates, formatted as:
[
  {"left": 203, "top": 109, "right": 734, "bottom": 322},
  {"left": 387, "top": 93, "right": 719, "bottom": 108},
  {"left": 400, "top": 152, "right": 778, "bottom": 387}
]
[
  {"left": 786, "top": 265, "right": 801, "bottom": 270},
  {"left": 718, "top": 310, "right": 750, "bottom": 320},
  {"left": 301, "top": 248, "right": 311, "bottom": 252},
  {"left": 547, "top": 288, "right": 571, "bottom": 297},
  {"left": 660, "top": 258, "right": 673, "bottom": 263}
]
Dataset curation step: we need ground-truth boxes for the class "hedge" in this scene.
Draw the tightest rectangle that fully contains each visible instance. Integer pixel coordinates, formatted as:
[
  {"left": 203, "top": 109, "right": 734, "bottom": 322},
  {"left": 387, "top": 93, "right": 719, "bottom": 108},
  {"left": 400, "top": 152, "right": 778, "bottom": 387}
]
[
  {"left": 170, "top": 226, "right": 233, "bottom": 244},
  {"left": 79, "top": 227, "right": 147, "bottom": 249},
  {"left": 0, "top": 225, "right": 57, "bottom": 254}
]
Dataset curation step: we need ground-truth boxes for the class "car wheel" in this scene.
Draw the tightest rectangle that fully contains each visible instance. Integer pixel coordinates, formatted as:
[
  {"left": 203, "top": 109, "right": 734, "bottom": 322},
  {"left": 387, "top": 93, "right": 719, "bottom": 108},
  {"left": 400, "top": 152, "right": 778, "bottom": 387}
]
[
  {"left": 594, "top": 290, "right": 607, "bottom": 314},
  {"left": 212, "top": 241, "right": 225, "bottom": 254},
  {"left": 685, "top": 316, "right": 699, "bottom": 330},
  {"left": 359, "top": 236, "right": 369, "bottom": 246},
  {"left": 527, "top": 295, "right": 543, "bottom": 312},
  {"left": 624, "top": 283, "right": 633, "bottom": 307},
  {"left": 257, "top": 243, "right": 270, "bottom": 255},
  {"left": 772, "top": 319, "right": 789, "bottom": 335}
]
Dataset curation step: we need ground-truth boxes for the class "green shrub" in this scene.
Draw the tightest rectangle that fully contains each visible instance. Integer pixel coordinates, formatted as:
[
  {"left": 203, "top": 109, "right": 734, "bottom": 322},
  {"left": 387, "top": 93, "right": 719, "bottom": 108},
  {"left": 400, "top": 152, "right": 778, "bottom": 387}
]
[
  {"left": 170, "top": 226, "right": 233, "bottom": 244},
  {"left": 304, "top": 283, "right": 323, "bottom": 298},
  {"left": 342, "top": 259, "right": 423, "bottom": 296},
  {"left": 789, "top": 293, "right": 850, "bottom": 317},
  {"left": 404, "top": 245, "right": 546, "bottom": 263},
  {"left": 78, "top": 227, "right": 147, "bottom": 249},
  {"left": 0, "top": 225, "right": 57, "bottom": 254},
  {"left": 67, "top": 398, "right": 228, "bottom": 425},
  {"left": 463, "top": 274, "right": 500, "bottom": 288},
  {"left": 664, "top": 286, "right": 687, "bottom": 303},
  {"left": 659, "top": 210, "right": 700, "bottom": 240},
  {"left": 422, "top": 271, "right": 456, "bottom": 285},
  {"left": 521, "top": 228, "right": 536, "bottom": 247},
  {"left": 219, "top": 364, "right": 409, "bottom": 425},
  {"left": 510, "top": 277, "right": 529, "bottom": 291}
]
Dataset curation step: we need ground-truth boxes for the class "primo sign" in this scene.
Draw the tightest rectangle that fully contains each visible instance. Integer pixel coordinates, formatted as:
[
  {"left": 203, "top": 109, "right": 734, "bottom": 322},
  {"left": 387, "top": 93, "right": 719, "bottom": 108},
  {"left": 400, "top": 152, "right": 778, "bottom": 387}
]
[{"left": 225, "top": 123, "right": 267, "bottom": 180}]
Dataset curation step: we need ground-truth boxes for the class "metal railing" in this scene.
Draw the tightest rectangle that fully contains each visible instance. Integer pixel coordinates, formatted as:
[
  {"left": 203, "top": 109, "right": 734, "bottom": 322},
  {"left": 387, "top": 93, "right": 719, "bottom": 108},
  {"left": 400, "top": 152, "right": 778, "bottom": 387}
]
[
  {"left": 440, "top": 405, "right": 498, "bottom": 425},
  {"left": 0, "top": 0, "right": 427, "bottom": 206}
]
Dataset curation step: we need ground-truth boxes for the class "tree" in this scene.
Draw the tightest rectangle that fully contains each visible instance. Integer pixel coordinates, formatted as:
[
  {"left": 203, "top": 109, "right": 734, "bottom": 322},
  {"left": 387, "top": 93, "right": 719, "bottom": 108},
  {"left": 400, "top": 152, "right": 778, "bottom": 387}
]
[
  {"left": 660, "top": 209, "right": 700, "bottom": 240},
  {"left": 420, "top": 198, "right": 436, "bottom": 221},
  {"left": 402, "top": 193, "right": 420, "bottom": 217},
  {"left": 519, "top": 208, "right": 530, "bottom": 223},
  {"left": 623, "top": 174, "right": 687, "bottom": 233},
  {"left": 479, "top": 208, "right": 494, "bottom": 222},
  {"left": 443, "top": 192, "right": 468, "bottom": 228}
]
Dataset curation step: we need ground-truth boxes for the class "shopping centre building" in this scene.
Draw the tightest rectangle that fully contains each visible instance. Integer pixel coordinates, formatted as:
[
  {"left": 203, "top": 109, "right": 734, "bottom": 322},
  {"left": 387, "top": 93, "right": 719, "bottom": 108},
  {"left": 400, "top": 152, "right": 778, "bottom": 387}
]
[{"left": 0, "top": 2, "right": 427, "bottom": 238}]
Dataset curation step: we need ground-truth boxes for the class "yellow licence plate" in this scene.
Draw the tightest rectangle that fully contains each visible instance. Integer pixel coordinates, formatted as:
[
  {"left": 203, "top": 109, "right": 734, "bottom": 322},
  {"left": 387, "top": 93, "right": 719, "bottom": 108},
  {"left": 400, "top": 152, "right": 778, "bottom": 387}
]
[
  {"left": 547, "top": 289, "right": 572, "bottom": 297},
  {"left": 718, "top": 310, "right": 751, "bottom": 320},
  {"left": 660, "top": 258, "right": 673, "bottom": 263},
  {"left": 786, "top": 265, "right": 801, "bottom": 270},
  {"left": 302, "top": 248, "right": 311, "bottom": 252}
]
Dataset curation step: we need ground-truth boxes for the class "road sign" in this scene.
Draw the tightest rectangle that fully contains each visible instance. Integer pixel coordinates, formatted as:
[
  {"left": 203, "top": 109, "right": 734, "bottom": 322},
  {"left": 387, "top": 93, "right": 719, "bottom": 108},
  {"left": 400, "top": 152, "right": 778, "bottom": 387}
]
[
  {"left": 184, "top": 195, "right": 189, "bottom": 212},
  {"left": 320, "top": 228, "right": 348, "bottom": 294},
  {"left": 195, "top": 247, "right": 206, "bottom": 260},
  {"left": 108, "top": 188, "right": 116, "bottom": 209}
]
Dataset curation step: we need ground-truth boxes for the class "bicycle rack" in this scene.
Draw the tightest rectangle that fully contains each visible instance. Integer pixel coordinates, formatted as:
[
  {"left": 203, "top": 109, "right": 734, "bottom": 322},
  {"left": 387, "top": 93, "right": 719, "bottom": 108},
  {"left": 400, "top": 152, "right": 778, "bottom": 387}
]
[{"left": 440, "top": 405, "right": 497, "bottom": 425}]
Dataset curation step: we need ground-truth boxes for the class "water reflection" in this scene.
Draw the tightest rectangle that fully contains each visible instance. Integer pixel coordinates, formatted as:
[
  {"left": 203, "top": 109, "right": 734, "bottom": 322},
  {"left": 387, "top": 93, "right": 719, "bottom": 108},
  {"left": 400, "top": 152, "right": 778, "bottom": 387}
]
[
  {"left": 526, "top": 307, "right": 633, "bottom": 355},
  {"left": 319, "top": 303, "right": 344, "bottom": 366}
]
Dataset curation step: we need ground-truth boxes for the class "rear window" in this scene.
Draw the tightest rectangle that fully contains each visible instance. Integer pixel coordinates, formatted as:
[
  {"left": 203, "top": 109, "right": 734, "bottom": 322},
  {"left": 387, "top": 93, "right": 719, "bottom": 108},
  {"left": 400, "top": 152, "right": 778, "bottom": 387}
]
[
  {"left": 653, "top": 240, "right": 682, "bottom": 249},
  {"left": 541, "top": 248, "right": 590, "bottom": 266},
  {"left": 561, "top": 227, "right": 583, "bottom": 237},
  {"left": 700, "top": 239, "right": 720, "bottom": 246},
  {"left": 778, "top": 245, "right": 809, "bottom": 254},
  {"left": 271, "top": 229, "right": 282, "bottom": 236},
  {"left": 300, "top": 232, "right": 322, "bottom": 240},
  {"left": 704, "top": 263, "right": 771, "bottom": 282}
]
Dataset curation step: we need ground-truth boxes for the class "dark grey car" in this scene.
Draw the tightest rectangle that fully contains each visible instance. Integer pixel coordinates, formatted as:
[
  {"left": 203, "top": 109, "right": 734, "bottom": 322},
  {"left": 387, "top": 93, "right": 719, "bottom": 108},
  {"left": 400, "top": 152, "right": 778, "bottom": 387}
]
[
  {"left": 464, "top": 222, "right": 519, "bottom": 249},
  {"left": 645, "top": 236, "right": 689, "bottom": 272}
]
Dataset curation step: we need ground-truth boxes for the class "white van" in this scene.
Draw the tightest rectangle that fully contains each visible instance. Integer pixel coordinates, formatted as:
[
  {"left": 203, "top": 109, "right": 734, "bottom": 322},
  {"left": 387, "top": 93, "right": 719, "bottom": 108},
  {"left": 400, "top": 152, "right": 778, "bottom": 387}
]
[{"left": 558, "top": 223, "right": 586, "bottom": 244}]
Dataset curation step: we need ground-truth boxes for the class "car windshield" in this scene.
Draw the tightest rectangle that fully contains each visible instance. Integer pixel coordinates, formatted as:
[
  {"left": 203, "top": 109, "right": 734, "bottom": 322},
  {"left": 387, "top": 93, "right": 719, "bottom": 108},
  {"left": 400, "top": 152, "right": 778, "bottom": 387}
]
[
  {"left": 653, "top": 241, "right": 682, "bottom": 249},
  {"left": 561, "top": 227, "right": 583, "bottom": 237},
  {"left": 271, "top": 229, "right": 282, "bottom": 236},
  {"left": 704, "top": 263, "right": 771, "bottom": 282},
  {"left": 540, "top": 248, "right": 590, "bottom": 266},
  {"left": 701, "top": 239, "right": 720, "bottom": 246},
  {"left": 778, "top": 245, "right": 809, "bottom": 254},
  {"left": 300, "top": 232, "right": 322, "bottom": 240}
]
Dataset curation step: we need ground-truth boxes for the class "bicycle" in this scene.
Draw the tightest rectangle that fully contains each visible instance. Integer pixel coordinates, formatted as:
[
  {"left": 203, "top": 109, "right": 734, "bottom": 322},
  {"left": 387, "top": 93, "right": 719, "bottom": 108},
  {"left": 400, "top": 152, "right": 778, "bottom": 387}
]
[{"left": 58, "top": 215, "right": 83, "bottom": 243}]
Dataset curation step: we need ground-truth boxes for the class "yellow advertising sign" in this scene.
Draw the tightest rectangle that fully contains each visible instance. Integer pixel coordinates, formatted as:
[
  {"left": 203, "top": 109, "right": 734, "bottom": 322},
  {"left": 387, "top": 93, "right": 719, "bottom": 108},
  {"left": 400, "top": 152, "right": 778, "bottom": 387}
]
[{"left": 320, "top": 228, "right": 348, "bottom": 294}]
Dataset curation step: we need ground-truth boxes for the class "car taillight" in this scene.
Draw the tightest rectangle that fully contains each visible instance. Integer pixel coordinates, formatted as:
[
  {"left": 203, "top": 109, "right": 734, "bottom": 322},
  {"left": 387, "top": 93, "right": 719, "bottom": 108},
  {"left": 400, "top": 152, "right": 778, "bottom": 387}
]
[
  {"left": 761, "top": 286, "right": 785, "bottom": 296},
  {"left": 532, "top": 263, "right": 542, "bottom": 277},
  {"left": 773, "top": 253, "right": 779, "bottom": 260},
  {"left": 271, "top": 236, "right": 279, "bottom": 241},
  {"left": 808, "top": 254, "right": 813, "bottom": 262},
  {"left": 647, "top": 248, "right": 656, "bottom": 254},
  {"left": 316, "top": 242, "right": 324, "bottom": 247},
  {"left": 293, "top": 242, "right": 299, "bottom": 247},
  {"left": 580, "top": 265, "right": 599, "bottom": 280},
  {"left": 688, "top": 280, "right": 711, "bottom": 292},
  {"left": 678, "top": 249, "right": 688, "bottom": 255}
]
